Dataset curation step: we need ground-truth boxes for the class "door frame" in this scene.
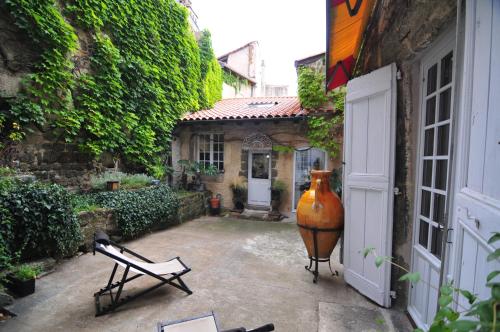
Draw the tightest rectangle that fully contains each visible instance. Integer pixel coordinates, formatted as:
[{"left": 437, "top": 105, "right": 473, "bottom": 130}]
[
  {"left": 247, "top": 150, "right": 272, "bottom": 207},
  {"left": 291, "top": 147, "right": 328, "bottom": 212},
  {"left": 408, "top": 26, "right": 458, "bottom": 328}
]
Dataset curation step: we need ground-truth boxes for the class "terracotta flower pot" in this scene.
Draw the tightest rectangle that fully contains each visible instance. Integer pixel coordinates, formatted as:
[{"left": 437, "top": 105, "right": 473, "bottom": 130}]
[{"left": 297, "top": 170, "right": 344, "bottom": 259}]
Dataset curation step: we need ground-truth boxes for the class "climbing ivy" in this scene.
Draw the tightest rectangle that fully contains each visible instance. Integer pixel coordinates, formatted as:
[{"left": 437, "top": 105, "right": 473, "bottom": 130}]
[
  {"left": 2, "top": 0, "right": 221, "bottom": 176},
  {"left": 297, "top": 65, "right": 345, "bottom": 158},
  {"left": 3, "top": 0, "right": 78, "bottom": 143},
  {"left": 198, "top": 30, "right": 222, "bottom": 109},
  {"left": 223, "top": 71, "right": 249, "bottom": 93}
]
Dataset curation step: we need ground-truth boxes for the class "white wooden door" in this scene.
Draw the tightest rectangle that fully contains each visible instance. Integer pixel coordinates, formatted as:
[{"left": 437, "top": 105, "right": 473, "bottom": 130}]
[
  {"left": 343, "top": 63, "right": 397, "bottom": 307},
  {"left": 248, "top": 151, "right": 271, "bottom": 206},
  {"left": 448, "top": 0, "right": 500, "bottom": 316},
  {"left": 408, "top": 30, "right": 456, "bottom": 329}
]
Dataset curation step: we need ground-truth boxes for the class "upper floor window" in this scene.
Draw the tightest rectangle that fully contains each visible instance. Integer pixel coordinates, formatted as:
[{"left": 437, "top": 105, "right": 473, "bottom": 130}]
[{"left": 198, "top": 133, "right": 224, "bottom": 171}]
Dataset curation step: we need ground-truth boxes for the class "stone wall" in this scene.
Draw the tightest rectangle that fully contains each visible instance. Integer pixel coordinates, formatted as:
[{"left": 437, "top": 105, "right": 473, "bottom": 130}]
[
  {"left": 78, "top": 208, "right": 118, "bottom": 251},
  {"left": 2, "top": 128, "right": 101, "bottom": 189},
  {"left": 173, "top": 119, "right": 343, "bottom": 216},
  {"left": 357, "top": 0, "right": 457, "bottom": 308},
  {"left": 177, "top": 191, "right": 209, "bottom": 223}
]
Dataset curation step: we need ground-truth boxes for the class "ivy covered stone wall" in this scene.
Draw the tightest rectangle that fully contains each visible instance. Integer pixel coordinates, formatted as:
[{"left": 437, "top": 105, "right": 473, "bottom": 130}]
[{"left": 0, "top": 0, "right": 222, "bottom": 183}]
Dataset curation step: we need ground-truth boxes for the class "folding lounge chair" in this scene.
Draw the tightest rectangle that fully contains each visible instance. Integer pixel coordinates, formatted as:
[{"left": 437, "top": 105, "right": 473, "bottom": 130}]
[
  {"left": 93, "top": 231, "right": 192, "bottom": 316},
  {"left": 157, "top": 312, "right": 275, "bottom": 332}
]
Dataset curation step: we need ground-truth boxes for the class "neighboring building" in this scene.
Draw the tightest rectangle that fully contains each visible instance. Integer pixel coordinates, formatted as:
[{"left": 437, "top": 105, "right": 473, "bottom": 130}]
[
  {"left": 172, "top": 97, "right": 341, "bottom": 215},
  {"left": 263, "top": 84, "right": 288, "bottom": 97},
  {"left": 218, "top": 42, "right": 260, "bottom": 98},
  {"left": 294, "top": 52, "right": 326, "bottom": 73},
  {"left": 176, "top": 0, "right": 200, "bottom": 32},
  {"left": 326, "top": 1, "right": 500, "bottom": 330}
]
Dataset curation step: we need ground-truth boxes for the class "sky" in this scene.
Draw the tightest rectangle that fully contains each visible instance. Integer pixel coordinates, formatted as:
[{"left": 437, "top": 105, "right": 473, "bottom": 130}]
[{"left": 191, "top": 0, "right": 326, "bottom": 95}]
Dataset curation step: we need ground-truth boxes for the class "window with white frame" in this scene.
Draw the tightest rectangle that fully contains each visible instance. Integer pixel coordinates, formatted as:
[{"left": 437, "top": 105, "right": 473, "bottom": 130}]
[{"left": 198, "top": 133, "right": 224, "bottom": 171}]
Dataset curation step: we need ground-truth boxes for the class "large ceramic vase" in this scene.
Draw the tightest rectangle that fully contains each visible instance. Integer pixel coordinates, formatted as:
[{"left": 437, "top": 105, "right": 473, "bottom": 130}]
[{"left": 297, "top": 170, "right": 344, "bottom": 259}]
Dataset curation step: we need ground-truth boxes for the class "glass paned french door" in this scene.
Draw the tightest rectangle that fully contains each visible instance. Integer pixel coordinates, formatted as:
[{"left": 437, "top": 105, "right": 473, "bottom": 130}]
[
  {"left": 416, "top": 50, "right": 454, "bottom": 260},
  {"left": 293, "top": 148, "right": 326, "bottom": 210}
]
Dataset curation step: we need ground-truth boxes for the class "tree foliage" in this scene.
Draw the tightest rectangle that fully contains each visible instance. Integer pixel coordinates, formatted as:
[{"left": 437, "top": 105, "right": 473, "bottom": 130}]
[{"left": 2, "top": 0, "right": 222, "bottom": 176}]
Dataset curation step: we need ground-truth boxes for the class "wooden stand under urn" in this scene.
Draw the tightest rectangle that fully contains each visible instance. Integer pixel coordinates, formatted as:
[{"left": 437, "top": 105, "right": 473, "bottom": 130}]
[{"left": 297, "top": 170, "right": 344, "bottom": 283}]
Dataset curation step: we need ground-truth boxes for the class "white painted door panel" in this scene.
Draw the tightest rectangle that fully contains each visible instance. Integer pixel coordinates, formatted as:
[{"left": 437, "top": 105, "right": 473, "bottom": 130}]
[
  {"left": 343, "top": 63, "right": 396, "bottom": 307},
  {"left": 248, "top": 152, "right": 271, "bottom": 206},
  {"left": 449, "top": 0, "right": 500, "bottom": 320}
]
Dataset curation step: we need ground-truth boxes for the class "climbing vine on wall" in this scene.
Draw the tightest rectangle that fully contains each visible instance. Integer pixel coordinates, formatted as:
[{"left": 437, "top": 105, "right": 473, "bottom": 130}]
[
  {"left": 198, "top": 30, "right": 222, "bottom": 109},
  {"left": 2, "top": 0, "right": 222, "bottom": 177},
  {"left": 297, "top": 66, "right": 346, "bottom": 158},
  {"left": 223, "top": 71, "right": 249, "bottom": 93}
]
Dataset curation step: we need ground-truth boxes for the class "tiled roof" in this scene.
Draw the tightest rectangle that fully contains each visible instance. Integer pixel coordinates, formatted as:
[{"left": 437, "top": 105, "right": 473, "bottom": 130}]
[{"left": 182, "top": 97, "right": 307, "bottom": 121}]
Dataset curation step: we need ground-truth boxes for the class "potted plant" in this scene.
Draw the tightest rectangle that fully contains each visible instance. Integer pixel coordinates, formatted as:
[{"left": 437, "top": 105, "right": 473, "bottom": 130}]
[
  {"left": 271, "top": 180, "right": 287, "bottom": 212},
  {"left": 7, "top": 265, "right": 39, "bottom": 297},
  {"left": 230, "top": 177, "right": 247, "bottom": 212},
  {"left": 177, "top": 160, "right": 218, "bottom": 191},
  {"left": 209, "top": 193, "right": 222, "bottom": 215}
]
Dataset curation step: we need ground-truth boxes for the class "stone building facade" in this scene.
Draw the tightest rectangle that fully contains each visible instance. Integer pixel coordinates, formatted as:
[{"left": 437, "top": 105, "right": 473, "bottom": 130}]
[{"left": 173, "top": 97, "right": 341, "bottom": 216}]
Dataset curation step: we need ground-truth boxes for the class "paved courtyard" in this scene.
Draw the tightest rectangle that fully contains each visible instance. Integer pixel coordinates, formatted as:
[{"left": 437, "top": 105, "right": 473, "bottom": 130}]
[{"left": 2, "top": 216, "right": 412, "bottom": 331}]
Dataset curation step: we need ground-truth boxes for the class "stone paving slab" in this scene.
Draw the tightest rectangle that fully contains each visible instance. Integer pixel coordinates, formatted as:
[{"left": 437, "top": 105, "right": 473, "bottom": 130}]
[
  {"left": 318, "top": 302, "right": 413, "bottom": 332},
  {"left": 1, "top": 216, "right": 411, "bottom": 332}
]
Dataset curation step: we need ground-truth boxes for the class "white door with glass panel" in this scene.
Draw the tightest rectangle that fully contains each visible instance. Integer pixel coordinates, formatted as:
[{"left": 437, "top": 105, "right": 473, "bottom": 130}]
[
  {"left": 292, "top": 148, "right": 327, "bottom": 211},
  {"left": 408, "top": 33, "right": 455, "bottom": 329},
  {"left": 248, "top": 152, "right": 271, "bottom": 206},
  {"left": 343, "top": 63, "right": 396, "bottom": 308}
]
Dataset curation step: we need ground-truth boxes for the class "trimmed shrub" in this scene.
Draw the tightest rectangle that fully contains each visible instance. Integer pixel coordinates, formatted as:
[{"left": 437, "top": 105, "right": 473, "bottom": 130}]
[
  {"left": 90, "top": 185, "right": 179, "bottom": 239},
  {"left": 0, "top": 182, "right": 82, "bottom": 260}
]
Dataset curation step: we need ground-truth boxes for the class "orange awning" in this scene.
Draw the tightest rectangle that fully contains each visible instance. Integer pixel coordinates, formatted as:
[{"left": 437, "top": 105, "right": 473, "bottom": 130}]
[{"left": 326, "top": 0, "right": 374, "bottom": 90}]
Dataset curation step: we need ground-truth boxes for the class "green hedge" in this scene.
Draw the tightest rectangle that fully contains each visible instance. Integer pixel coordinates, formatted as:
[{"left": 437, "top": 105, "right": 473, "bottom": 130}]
[
  {"left": 0, "top": 181, "right": 82, "bottom": 266},
  {"left": 90, "top": 185, "right": 179, "bottom": 239}
]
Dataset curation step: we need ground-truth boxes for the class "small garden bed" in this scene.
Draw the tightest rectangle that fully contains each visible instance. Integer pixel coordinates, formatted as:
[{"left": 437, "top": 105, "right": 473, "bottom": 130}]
[{"left": 0, "top": 167, "right": 208, "bottom": 299}]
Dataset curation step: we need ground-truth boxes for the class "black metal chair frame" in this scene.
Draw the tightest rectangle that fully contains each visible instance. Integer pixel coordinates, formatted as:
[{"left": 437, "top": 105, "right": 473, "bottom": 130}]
[
  {"left": 297, "top": 223, "right": 343, "bottom": 283},
  {"left": 93, "top": 235, "right": 192, "bottom": 316}
]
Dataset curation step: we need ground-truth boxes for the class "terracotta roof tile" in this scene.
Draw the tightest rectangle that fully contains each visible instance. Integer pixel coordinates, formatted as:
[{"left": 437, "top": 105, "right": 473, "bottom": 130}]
[{"left": 182, "top": 97, "right": 308, "bottom": 121}]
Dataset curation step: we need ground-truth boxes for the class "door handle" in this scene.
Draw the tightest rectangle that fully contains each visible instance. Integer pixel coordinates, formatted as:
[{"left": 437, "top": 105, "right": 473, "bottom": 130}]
[{"left": 466, "top": 211, "right": 480, "bottom": 229}]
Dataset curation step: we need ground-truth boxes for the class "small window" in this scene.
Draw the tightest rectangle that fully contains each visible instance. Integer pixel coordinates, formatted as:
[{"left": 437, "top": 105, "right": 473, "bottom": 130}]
[{"left": 198, "top": 134, "right": 224, "bottom": 172}]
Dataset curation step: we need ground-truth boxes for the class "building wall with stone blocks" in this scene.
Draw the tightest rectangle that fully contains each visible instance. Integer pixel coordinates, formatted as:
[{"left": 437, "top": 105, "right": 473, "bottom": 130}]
[
  {"left": 173, "top": 119, "right": 343, "bottom": 216},
  {"left": 357, "top": 0, "right": 457, "bottom": 308}
]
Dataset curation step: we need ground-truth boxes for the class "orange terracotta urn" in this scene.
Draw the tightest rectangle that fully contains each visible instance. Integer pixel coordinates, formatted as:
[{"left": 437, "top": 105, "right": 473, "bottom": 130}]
[{"left": 297, "top": 170, "right": 344, "bottom": 259}]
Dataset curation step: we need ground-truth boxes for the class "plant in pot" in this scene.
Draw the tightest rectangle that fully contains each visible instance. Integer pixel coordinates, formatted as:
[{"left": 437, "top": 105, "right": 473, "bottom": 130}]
[
  {"left": 7, "top": 265, "right": 39, "bottom": 297},
  {"left": 271, "top": 180, "right": 287, "bottom": 213},
  {"left": 230, "top": 177, "right": 247, "bottom": 212},
  {"left": 177, "top": 160, "right": 218, "bottom": 191}
]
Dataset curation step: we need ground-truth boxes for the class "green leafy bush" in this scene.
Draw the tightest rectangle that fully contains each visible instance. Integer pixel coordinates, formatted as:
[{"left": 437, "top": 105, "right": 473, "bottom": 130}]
[
  {"left": 90, "top": 172, "right": 155, "bottom": 191},
  {"left": 0, "top": 182, "right": 82, "bottom": 260},
  {"left": 71, "top": 194, "right": 100, "bottom": 213},
  {"left": 90, "top": 185, "right": 179, "bottom": 239},
  {"left": 0, "top": 176, "right": 17, "bottom": 271},
  {"left": 12, "top": 264, "right": 40, "bottom": 281}
]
